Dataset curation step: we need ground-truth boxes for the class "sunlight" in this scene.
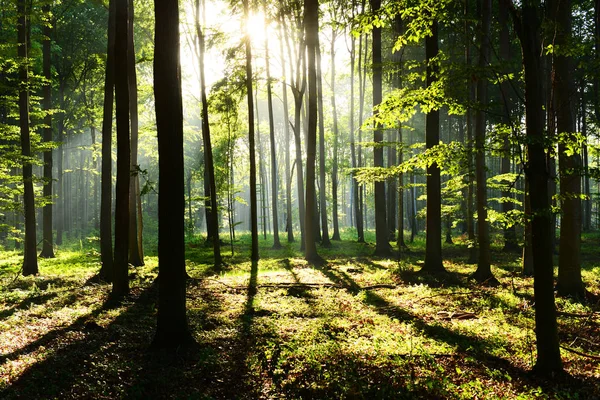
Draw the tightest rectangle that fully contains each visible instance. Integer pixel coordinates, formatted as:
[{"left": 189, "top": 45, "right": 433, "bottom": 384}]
[{"left": 245, "top": 11, "right": 266, "bottom": 47}]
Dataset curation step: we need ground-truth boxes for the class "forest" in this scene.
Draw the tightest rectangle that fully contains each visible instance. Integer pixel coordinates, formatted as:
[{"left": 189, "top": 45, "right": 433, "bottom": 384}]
[{"left": 0, "top": 0, "right": 599, "bottom": 398}]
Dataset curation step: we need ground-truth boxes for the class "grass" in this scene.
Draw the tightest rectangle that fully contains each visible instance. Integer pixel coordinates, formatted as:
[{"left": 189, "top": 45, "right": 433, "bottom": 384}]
[{"left": 0, "top": 229, "right": 599, "bottom": 399}]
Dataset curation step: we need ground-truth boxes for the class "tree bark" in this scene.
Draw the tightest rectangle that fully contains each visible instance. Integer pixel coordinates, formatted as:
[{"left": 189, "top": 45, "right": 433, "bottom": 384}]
[
  {"left": 371, "top": 0, "right": 391, "bottom": 257},
  {"left": 40, "top": 4, "right": 55, "bottom": 259},
  {"left": 329, "top": 29, "right": 341, "bottom": 241},
  {"left": 152, "top": 0, "right": 195, "bottom": 348},
  {"left": 112, "top": 0, "right": 131, "bottom": 298},
  {"left": 423, "top": 21, "right": 444, "bottom": 272},
  {"left": 317, "top": 33, "right": 331, "bottom": 247},
  {"left": 100, "top": 0, "right": 116, "bottom": 282},
  {"left": 17, "top": 0, "right": 38, "bottom": 275},
  {"left": 551, "top": 0, "right": 585, "bottom": 299},
  {"left": 349, "top": 34, "right": 364, "bottom": 243}
]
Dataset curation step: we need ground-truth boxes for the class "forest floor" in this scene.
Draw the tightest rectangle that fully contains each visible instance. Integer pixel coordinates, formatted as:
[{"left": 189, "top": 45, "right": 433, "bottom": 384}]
[{"left": 0, "top": 230, "right": 599, "bottom": 399}]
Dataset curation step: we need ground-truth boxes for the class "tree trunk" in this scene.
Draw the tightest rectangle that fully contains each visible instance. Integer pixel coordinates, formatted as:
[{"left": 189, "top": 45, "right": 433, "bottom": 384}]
[
  {"left": 317, "top": 34, "right": 331, "bottom": 247},
  {"left": 112, "top": 0, "right": 131, "bottom": 298},
  {"left": 244, "top": 0, "right": 259, "bottom": 262},
  {"left": 100, "top": 0, "right": 116, "bottom": 282},
  {"left": 552, "top": 0, "right": 585, "bottom": 299},
  {"left": 17, "top": 0, "right": 38, "bottom": 275},
  {"left": 507, "top": 0, "right": 563, "bottom": 374},
  {"left": 196, "top": 0, "right": 222, "bottom": 267},
  {"left": 56, "top": 81, "right": 65, "bottom": 246},
  {"left": 264, "top": 10, "right": 281, "bottom": 249},
  {"left": 40, "top": 4, "right": 55, "bottom": 259},
  {"left": 472, "top": 0, "right": 495, "bottom": 283},
  {"left": 349, "top": 34, "right": 364, "bottom": 243},
  {"left": 423, "top": 22, "right": 444, "bottom": 272},
  {"left": 127, "top": 0, "right": 144, "bottom": 267},
  {"left": 499, "top": 0, "right": 519, "bottom": 252},
  {"left": 329, "top": 29, "right": 341, "bottom": 241},
  {"left": 371, "top": 0, "right": 391, "bottom": 257},
  {"left": 280, "top": 19, "right": 294, "bottom": 243},
  {"left": 152, "top": 0, "right": 195, "bottom": 348},
  {"left": 304, "top": 0, "right": 321, "bottom": 263}
]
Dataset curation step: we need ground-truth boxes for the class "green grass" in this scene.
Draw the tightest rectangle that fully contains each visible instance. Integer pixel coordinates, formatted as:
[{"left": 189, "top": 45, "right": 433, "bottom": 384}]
[{"left": 0, "top": 229, "right": 599, "bottom": 399}]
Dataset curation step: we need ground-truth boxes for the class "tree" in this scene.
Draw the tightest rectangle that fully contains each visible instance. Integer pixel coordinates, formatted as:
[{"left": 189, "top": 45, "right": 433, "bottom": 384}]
[
  {"left": 100, "top": 0, "right": 116, "bottom": 282},
  {"left": 40, "top": 3, "right": 55, "bottom": 259},
  {"left": 304, "top": 0, "right": 322, "bottom": 263},
  {"left": 505, "top": 0, "right": 563, "bottom": 375},
  {"left": 316, "top": 33, "right": 331, "bottom": 247},
  {"left": 471, "top": 0, "right": 495, "bottom": 283},
  {"left": 422, "top": 20, "right": 444, "bottom": 273},
  {"left": 127, "top": 0, "right": 144, "bottom": 267},
  {"left": 552, "top": 0, "right": 585, "bottom": 299},
  {"left": 329, "top": 21, "right": 341, "bottom": 242},
  {"left": 371, "top": 0, "right": 392, "bottom": 257},
  {"left": 244, "top": 0, "right": 259, "bottom": 262},
  {"left": 17, "top": 0, "right": 38, "bottom": 276},
  {"left": 112, "top": 0, "right": 131, "bottom": 298},
  {"left": 264, "top": 5, "right": 282, "bottom": 250},
  {"left": 152, "top": 0, "right": 195, "bottom": 349},
  {"left": 195, "top": 0, "right": 223, "bottom": 267}
]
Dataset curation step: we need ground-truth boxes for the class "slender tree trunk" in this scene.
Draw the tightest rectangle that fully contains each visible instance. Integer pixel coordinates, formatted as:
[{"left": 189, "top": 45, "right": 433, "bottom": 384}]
[
  {"left": 196, "top": 0, "right": 222, "bottom": 266},
  {"left": 423, "top": 22, "right": 444, "bottom": 272},
  {"left": 40, "top": 4, "right": 54, "bottom": 259},
  {"left": 472, "top": 0, "right": 494, "bottom": 283},
  {"left": 152, "top": 0, "right": 195, "bottom": 348},
  {"left": 264, "top": 11, "right": 281, "bottom": 249},
  {"left": 17, "top": 0, "right": 38, "bottom": 275},
  {"left": 280, "top": 17, "right": 294, "bottom": 243},
  {"left": 499, "top": 0, "right": 519, "bottom": 252},
  {"left": 349, "top": 34, "right": 364, "bottom": 243},
  {"left": 56, "top": 81, "right": 65, "bottom": 246},
  {"left": 371, "top": 0, "right": 391, "bottom": 257},
  {"left": 329, "top": 30, "right": 341, "bottom": 241},
  {"left": 317, "top": 34, "right": 331, "bottom": 247},
  {"left": 127, "top": 0, "right": 143, "bottom": 267},
  {"left": 112, "top": 0, "right": 131, "bottom": 298},
  {"left": 304, "top": 0, "right": 321, "bottom": 263},
  {"left": 100, "top": 0, "right": 116, "bottom": 281},
  {"left": 552, "top": 0, "right": 585, "bottom": 299},
  {"left": 244, "top": 0, "right": 259, "bottom": 261},
  {"left": 507, "top": 0, "right": 563, "bottom": 374}
]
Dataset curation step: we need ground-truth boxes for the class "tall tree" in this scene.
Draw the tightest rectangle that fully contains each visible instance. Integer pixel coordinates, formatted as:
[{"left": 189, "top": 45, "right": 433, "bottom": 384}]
[
  {"left": 317, "top": 33, "right": 331, "bottom": 247},
  {"left": 195, "top": 0, "right": 222, "bottom": 267},
  {"left": 264, "top": 6, "right": 282, "bottom": 250},
  {"left": 112, "top": 0, "right": 131, "bottom": 298},
  {"left": 471, "top": 0, "right": 495, "bottom": 283},
  {"left": 40, "top": 3, "right": 55, "bottom": 259},
  {"left": 152, "top": 0, "right": 195, "bottom": 348},
  {"left": 552, "top": 0, "right": 585, "bottom": 299},
  {"left": 304, "top": 0, "right": 322, "bottom": 263},
  {"left": 244, "top": 0, "right": 259, "bottom": 261},
  {"left": 422, "top": 21, "right": 444, "bottom": 272},
  {"left": 100, "top": 0, "right": 116, "bottom": 281},
  {"left": 370, "top": 0, "right": 392, "bottom": 257},
  {"left": 505, "top": 0, "right": 563, "bottom": 374},
  {"left": 329, "top": 24, "right": 341, "bottom": 241},
  {"left": 127, "top": 0, "right": 144, "bottom": 267},
  {"left": 17, "top": 0, "right": 38, "bottom": 276}
]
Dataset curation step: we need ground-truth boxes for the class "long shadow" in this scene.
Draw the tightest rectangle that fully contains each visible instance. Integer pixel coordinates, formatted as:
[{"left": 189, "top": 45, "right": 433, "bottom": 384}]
[
  {"left": 0, "top": 291, "right": 58, "bottom": 320},
  {"left": 0, "top": 282, "right": 159, "bottom": 399}
]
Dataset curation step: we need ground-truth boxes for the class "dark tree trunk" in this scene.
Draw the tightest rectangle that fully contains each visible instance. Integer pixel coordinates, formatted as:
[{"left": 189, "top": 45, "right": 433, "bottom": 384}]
[
  {"left": 100, "top": 0, "right": 116, "bottom": 281},
  {"left": 304, "top": 0, "right": 321, "bottom": 263},
  {"left": 152, "top": 0, "right": 195, "bottom": 348},
  {"left": 552, "top": 0, "right": 585, "bottom": 299},
  {"left": 40, "top": 4, "right": 55, "bottom": 259},
  {"left": 244, "top": 0, "right": 259, "bottom": 262},
  {"left": 423, "top": 22, "right": 444, "bottom": 272},
  {"left": 127, "top": 0, "right": 144, "bottom": 267},
  {"left": 112, "top": 0, "right": 131, "bottom": 298},
  {"left": 465, "top": 0, "right": 476, "bottom": 264},
  {"left": 18, "top": 0, "right": 38, "bottom": 275},
  {"left": 317, "top": 35, "right": 331, "bottom": 247},
  {"left": 56, "top": 81, "right": 64, "bottom": 246},
  {"left": 349, "top": 35, "right": 364, "bottom": 243},
  {"left": 507, "top": 0, "right": 563, "bottom": 374},
  {"left": 371, "top": 0, "right": 391, "bottom": 257},
  {"left": 472, "top": 0, "right": 495, "bottom": 283},
  {"left": 329, "top": 29, "right": 341, "bottom": 241},
  {"left": 196, "top": 0, "right": 222, "bottom": 267}
]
